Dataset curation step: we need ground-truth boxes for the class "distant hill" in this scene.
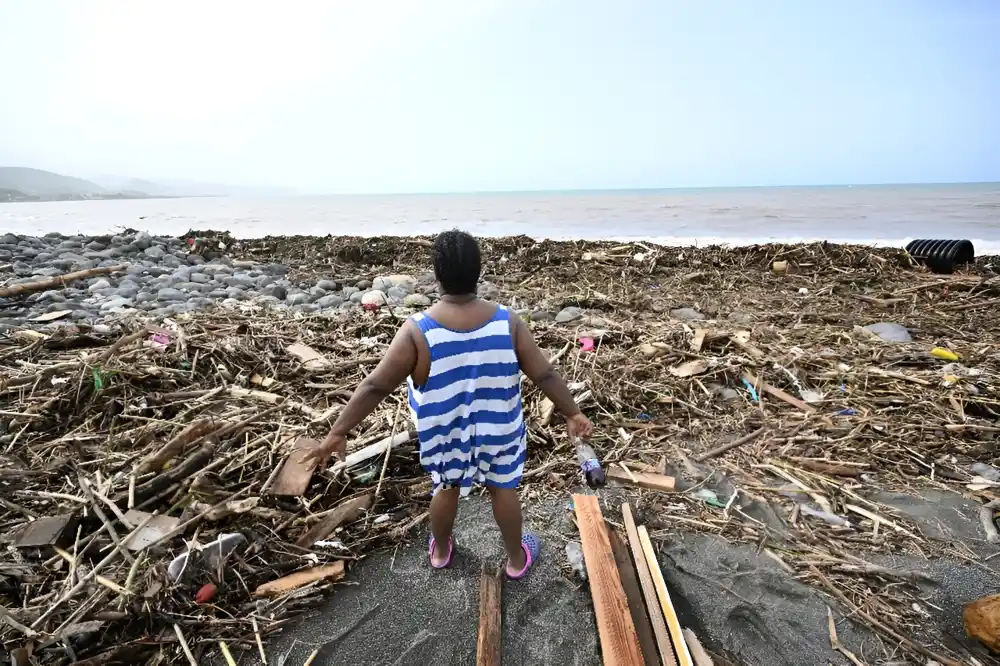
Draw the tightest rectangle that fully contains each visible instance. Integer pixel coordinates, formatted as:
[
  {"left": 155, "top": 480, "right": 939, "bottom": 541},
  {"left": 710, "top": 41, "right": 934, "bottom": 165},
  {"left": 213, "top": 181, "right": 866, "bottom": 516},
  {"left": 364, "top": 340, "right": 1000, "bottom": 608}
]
[
  {"left": 0, "top": 167, "right": 106, "bottom": 197},
  {"left": 91, "top": 175, "right": 176, "bottom": 197}
]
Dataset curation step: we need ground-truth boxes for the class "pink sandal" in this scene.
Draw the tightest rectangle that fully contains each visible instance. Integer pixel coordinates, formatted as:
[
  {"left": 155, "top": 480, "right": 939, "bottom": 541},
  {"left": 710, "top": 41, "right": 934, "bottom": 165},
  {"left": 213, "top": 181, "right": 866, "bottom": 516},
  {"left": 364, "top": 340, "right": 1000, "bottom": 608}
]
[
  {"left": 506, "top": 533, "right": 541, "bottom": 580},
  {"left": 428, "top": 535, "right": 454, "bottom": 569}
]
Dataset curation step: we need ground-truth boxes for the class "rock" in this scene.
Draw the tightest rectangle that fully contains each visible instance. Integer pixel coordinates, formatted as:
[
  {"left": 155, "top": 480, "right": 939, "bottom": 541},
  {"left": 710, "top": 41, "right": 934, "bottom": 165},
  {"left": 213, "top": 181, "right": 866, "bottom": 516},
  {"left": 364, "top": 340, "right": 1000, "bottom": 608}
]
[
  {"left": 177, "top": 282, "right": 210, "bottom": 293},
  {"left": 387, "top": 286, "right": 409, "bottom": 303},
  {"left": 316, "top": 279, "right": 339, "bottom": 291},
  {"left": 670, "top": 308, "right": 706, "bottom": 321},
  {"left": 342, "top": 286, "right": 360, "bottom": 300},
  {"left": 226, "top": 288, "right": 248, "bottom": 301},
  {"left": 529, "top": 310, "right": 556, "bottom": 323},
  {"left": 728, "top": 311, "right": 755, "bottom": 325},
  {"left": 355, "top": 279, "right": 373, "bottom": 290},
  {"left": 161, "top": 255, "right": 183, "bottom": 269},
  {"left": 186, "top": 254, "right": 206, "bottom": 266},
  {"left": 404, "top": 293, "right": 431, "bottom": 308},
  {"left": 309, "top": 286, "right": 328, "bottom": 299},
  {"left": 89, "top": 279, "right": 111, "bottom": 293},
  {"left": 156, "top": 288, "right": 185, "bottom": 302},
  {"left": 133, "top": 232, "right": 152, "bottom": 251},
  {"left": 315, "top": 294, "right": 344, "bottom": 309},
  {"left": 361, "top": 290, "right": 387, "bottom": 306},
  {"left": 225, "top": 275, "right": 256, "bottom": 289},
  {"left": 286, "top": 292, "right": 311, "bottom": 307},
  {"left": 478, "top": 282, "right": 500, "bottom": 300},
  {"left": 85, "top": 241, "right": 107, "bottom": 251},
  {"left": 143, "top": 246, "right": 165, "bottom": 260},
  {"left": 349, "top": 290, "right": 367, "bottom": 304},
  {"left": 33, "top": 252, "right": 54, "bottom": 264},
  {"left": 208, "top": 290, "right": 229, "bottom": 299},
  {"left": 39, "top": 290, "right": 66, "bottom": 303},
  {"left": 135, "top": 292, "right": 155, "bottom": 304},
  {"left": 101, "top": 297, "right": 133, "bottom": 311},
  {"left": 864, "top": 322, "right": 911, "bottom": 343},
  {"left": 1, "top": 233, "right": 19, "bottom": 244},
  {"left": 555, "top": 307, "right": 584, "bottom": 324},
  {"left": 374, "top": 275, "right": 416, "bottom": 293},
  {"left": 190, "top": 273, "right": 211, "bottom": 284},
  {"left": 262, "top": 284, "right": 288, "bottom": 300}
]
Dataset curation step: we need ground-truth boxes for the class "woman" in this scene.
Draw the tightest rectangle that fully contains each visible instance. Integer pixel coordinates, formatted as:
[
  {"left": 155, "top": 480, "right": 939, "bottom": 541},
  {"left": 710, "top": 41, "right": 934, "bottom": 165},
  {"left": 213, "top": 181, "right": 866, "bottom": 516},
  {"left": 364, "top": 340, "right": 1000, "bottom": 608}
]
[{"left": 306, "top": 230, "right": 592, "bottom": 578}]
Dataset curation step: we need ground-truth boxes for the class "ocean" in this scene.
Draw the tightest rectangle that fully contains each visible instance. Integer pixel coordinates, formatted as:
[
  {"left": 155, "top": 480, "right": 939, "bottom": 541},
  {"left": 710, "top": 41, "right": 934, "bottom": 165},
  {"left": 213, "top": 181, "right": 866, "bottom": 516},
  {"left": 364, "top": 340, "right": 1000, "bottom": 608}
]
[{"left": 2, "top": 182, "right": 999, "bottom": 253}]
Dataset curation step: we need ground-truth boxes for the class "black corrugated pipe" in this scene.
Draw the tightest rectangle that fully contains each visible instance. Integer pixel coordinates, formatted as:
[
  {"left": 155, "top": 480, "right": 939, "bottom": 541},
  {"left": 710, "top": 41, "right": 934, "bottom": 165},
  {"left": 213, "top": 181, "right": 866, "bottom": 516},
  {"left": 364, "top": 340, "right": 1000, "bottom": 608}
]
[{"left": 904, "top": 239, "right": 975, "bottom": 274}]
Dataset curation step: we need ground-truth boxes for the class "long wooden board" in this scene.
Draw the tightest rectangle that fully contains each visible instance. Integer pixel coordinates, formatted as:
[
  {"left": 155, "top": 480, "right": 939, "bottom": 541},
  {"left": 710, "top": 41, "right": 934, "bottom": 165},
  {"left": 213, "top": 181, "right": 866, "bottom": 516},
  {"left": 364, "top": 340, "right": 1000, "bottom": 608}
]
[
  {"left": 608, "top": 527, "right": 661, "bottom": 666},
  {"left": 572, "top": 494, "right": 645, "bottom": 666},
  {"left": 622, "top": 504, "right": 675, "bottom": 665},
  {"left": 637, "top": 526, "right": 694, "bottom": 666},
  {"left": 476, "top": 565, "right": 502, "bottom": 666},
  {"left": 607, "top": 467, "right": 677, "bottom": 492}
]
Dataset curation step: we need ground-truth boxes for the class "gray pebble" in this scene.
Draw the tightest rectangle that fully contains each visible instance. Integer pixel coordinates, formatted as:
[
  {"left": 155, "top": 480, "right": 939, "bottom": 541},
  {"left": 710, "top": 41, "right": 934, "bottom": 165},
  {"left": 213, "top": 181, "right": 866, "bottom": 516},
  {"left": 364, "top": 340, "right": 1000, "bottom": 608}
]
[
  {"left": 404, "top": 293, "right": 431, "bottom": 308},
  {"left": 286, "top": 292, "right": 311, "bottom": 306},
  {"left": 135, "top": 292, "right": 155, "bottom": 304},
  {"left": 262, "top": 284, "right": 287, "bottom": 300},
  {"left": 315, "top": 294, "right": 344, "bottom": 309},
  {"left": 224, "top": 275, "right": 255, "bottom": 289},
  {"left": 342, "top": 286, "right": 360, "bottom": 299},
  {"left": 89, "top": 279, "right": 111, "bottom": 293},
  {"left": 356, "top": 279, "right": 373, "bottom": 290},
  {"left": 350, "top": 290, "right": 368, "bottom": 304},
  {"left": 161, "top": 255, "right": 182, "bottom": 269},
  {"left": 187, "top": 254, "right": 206, "bottom": 266},
  {"left": 190, "top": 273, "right": 211, "bottom": 284},
  {"left": 670, "top": 307, "right": 706, "bottom": 321},
  {"left": 101, "top": 297, "right": 133, "bottom": 311},
  {"left": 157, "top": 288, "right": 185, "bottom": 302},
  {"left": 387, "top": 286, "right": 409, "bottom": 303},
  {"left": 555, "top": 307, "right": 584, "bottom": 324},
  {"left": 208, "top": 290, "right": 229, "bottom": 299},
  {"left": 316, "top": 279, "right": 339, "bottom": 291},
  {"left": 226, "top": 288, "right": 248, "bottom": 300}
]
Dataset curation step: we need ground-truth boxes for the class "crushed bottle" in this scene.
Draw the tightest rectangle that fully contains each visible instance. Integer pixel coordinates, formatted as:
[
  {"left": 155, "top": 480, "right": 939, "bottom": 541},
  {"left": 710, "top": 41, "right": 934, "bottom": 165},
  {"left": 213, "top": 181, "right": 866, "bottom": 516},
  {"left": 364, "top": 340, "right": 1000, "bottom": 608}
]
[
  {"left": 565, "top": 540, "right": 586, "bottom": 579},
  {"left": 574, "top": 439, "right": 606, "bottom": 488}
]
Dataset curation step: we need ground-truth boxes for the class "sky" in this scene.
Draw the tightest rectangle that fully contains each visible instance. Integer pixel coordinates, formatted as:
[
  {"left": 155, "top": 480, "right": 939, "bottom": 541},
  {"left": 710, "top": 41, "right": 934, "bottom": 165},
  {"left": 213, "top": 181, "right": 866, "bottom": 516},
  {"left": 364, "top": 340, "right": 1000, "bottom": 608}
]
[{"left": 0, "top": 0, "right": 997, "bottom": 194}]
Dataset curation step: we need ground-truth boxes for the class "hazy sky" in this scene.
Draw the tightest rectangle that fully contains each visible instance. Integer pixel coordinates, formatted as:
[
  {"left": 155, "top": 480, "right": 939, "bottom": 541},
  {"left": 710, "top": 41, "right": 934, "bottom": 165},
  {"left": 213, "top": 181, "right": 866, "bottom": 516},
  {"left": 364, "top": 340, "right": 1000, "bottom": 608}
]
[{"left": 1, "top": 1, "right": 997, "bottom": 193}]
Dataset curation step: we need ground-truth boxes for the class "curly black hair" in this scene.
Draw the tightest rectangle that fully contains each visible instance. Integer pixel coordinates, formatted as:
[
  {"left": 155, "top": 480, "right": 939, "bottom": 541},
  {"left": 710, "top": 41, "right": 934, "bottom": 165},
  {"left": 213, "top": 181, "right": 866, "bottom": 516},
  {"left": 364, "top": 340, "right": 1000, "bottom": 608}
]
[{"left": 432, "top": 230, "right": 481, "bottom": 296}]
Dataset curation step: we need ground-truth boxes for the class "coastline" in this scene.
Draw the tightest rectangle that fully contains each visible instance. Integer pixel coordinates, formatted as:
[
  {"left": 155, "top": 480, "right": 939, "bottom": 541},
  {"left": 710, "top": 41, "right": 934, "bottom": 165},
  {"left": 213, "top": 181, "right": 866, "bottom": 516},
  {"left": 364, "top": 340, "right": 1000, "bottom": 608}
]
[{"left": 2, "top": 231, "right": 1000, "bottom": 664}]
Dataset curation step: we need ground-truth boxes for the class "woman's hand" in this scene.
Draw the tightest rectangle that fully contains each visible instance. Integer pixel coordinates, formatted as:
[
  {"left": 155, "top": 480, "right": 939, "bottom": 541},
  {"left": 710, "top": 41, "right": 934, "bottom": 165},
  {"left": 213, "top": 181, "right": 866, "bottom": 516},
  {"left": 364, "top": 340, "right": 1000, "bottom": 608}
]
[
  {"left": 566, "top": 412, "right": 594, "bottom": 440},
  {"left": 302, "top": 431, "right": 348, "bottom": 470}
]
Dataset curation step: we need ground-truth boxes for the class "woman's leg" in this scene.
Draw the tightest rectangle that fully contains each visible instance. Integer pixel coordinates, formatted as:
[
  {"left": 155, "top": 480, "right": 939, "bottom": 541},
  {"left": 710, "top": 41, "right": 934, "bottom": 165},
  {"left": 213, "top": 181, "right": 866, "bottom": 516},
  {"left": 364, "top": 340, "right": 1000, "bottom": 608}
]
[
  {"left": 487, "top": 486, "right": 526, "bottom": 572},
  {"left": 429, "top": 486, "right": 460, "bottom": 566}
]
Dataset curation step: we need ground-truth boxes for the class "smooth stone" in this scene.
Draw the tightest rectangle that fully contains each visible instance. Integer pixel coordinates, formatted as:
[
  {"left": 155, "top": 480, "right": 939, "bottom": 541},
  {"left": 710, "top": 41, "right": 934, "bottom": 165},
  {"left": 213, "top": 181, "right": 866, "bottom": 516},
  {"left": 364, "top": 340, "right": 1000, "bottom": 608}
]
[
  {"left": 864, "top": 322, "right": 911, "bottom": 343},
  {"left": 316, "top": 279, "right": 339, "bottom": 291},
  {"left": 85, "top": 241, "right": 107, "bottom": 251},
  {"left": 342, "top": 286, "right": 360, "bottom": 299},
  {"left": 190, "top": 273, "right": 211, "bottom": 284},
  {"left": 156, "top": 288, "right": 185, "bottom": 302},
  {"left": 478, "top": 282, "right": 500, "bottom": 300},
  {"left": 133, "top": 232, "right": 152, "bottom": 250},
  {"left": 728, "top": 311, "right": 755, "bottom": 325},
  {"left": 224, "top": 275, "right": 255, "bottom": 289},
  {"left": 208, "top": 290, "right": 229, "bottom": 299},
  {"left": 315, "top": 294, "right": 344, "bottom": 309},
  {"left": 190, "top": 298, "right": 215, "bottom": 309},
  {"left": 89, "top": 279, "right": 111, "bottom": 293},
  {"left": 286, "top": 292, "right": 311, "bottom": 306},
  {"left": 255, "top": 295, "right": 281, "bottom": 306},
  {"left": 226, "top": 288, "right": 248, "bottom": 300},
  {"left": 186, "top": 254, "right": 206, "bottom": 266},
  {"left": 31, "top": 267, "right": 63, "bottom": 278},
  {"left": 355, "top": 279, "right": 373, "bottom": 290},
  {"left": 177, "top": 282, "right": 210, "bottom": 293},
  {"left": 386, "top": 286, "right": 409, "bottom": 303},
  {"left": 529, "top": 310, "right": 556, "bottom": 322},
  {"left": 262, "top": 284, "right": 287, "bottom": 300},
  {"left": 403, "top": 293, "right": 431, "bottom": 308},
  {"left": 263, "top": 264, "right": 289, "bottom": 276},
  {"left": 57, "top": 240, "right": 82, "bottom": 250},
  {"left": 135, "top": 292, "right": 155, "bottom": 304},
  {"left": 101, "top": 297, "right": 133, "bottom": 311},
  {"left": 1, "top": 233, "right": 19, "bottom": 244},
  {"left": 309, "top": 286, "right": 327, "bottom": 299},
  {"left": 111, "top": 235, "right": 125, "bottom": 245},
  {"left": 202, "top": 264, "right": 232, "bottom": 275},
  {"left": 32, "top": 251, "right": 54, "bottom": 264},
  {"left": 555, "top": 306, "right": 584, "bottom": 324},
  {"left": 161, "top": 255, "right": 182, "bottom": 269},
  {"left": 340, "top": 301, "right": 359, "bottom": 311},
  {"left": 232, "top": 260, "right": 255, "bottom": 270},
  {"left": 670, "top": 307, "right": 706, "bottom": 321},
  {"left": 39, "top": 290, "right": 66, "bottom": 303},
  {"left": 361, "top": 290, "right": 387, "bottom": 306},
  {"left": 350, "top": 290, "right": 368, "bottom": 304}
]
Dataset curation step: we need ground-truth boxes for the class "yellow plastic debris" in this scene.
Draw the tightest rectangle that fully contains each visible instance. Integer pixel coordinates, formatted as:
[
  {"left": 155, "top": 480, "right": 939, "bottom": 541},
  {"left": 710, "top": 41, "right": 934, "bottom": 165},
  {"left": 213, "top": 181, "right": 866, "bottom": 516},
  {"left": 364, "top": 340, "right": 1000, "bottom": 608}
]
[{"left": 931, "top": 347, "right": 960, "bottom": 361}]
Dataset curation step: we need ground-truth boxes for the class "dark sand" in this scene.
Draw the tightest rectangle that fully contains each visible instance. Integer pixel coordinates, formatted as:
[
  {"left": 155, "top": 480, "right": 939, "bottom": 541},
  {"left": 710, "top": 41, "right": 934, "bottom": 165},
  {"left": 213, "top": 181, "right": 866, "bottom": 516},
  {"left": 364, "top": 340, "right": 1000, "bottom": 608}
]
[{"left": 232, "top": 484, "right": 1000, "bottom": 665}]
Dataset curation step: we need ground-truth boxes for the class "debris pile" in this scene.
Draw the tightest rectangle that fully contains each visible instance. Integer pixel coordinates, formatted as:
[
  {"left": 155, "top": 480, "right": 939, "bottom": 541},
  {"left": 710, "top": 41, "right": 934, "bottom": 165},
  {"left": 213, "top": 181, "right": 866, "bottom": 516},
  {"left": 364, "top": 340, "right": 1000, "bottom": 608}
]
[{"left": 1, "top": 234, "right": 999, "bottom": 664}]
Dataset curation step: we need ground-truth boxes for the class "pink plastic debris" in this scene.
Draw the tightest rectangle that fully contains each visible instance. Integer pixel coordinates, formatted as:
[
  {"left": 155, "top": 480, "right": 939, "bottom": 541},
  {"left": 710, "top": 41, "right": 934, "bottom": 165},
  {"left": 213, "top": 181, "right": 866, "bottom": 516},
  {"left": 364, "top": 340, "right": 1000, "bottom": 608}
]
[{"left": 578, "top": 336, "right": 595, "bottom": 352}]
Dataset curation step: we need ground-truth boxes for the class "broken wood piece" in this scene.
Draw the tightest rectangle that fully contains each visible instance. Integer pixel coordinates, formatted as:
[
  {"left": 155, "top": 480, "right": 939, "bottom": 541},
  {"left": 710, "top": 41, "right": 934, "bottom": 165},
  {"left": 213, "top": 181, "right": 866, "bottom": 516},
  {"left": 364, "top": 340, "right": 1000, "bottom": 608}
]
[
  {"left": 0, "top": 264, "right": 127, "bottom": 298},
  {"left": 622, "top": 504, "right": 675, "bottom": 665},
  {"left": 670, "top": 359, "right": 710, "bottom": 378},
  {"left": 476, "top": 565, "right": 502, "bottom": 666},
  {"left": 607, "top": 467, "right": 677, "bottom": 493},
  {"left": 135, "top": 419, "right": 217, "bottom": 474},
  {"left": 694, "top": 426, "right": 766, "bottom": 462},
  {"left": 253, "top": 561, "right": 345, "bottom": 597},
  {"left": 228, "top": 387, "right": 324, "bottom": 420},
  {"left": 296, "top": 493, "right": 373, "bottom": 548},
  {"left": 608, "top": 527, "right": 662, "bottom": 666},
  {"left": 268, "top": 438, "right": 320, "bottom": 497},
  {"left": 121, "top": 510, "right": 181, "bottom": 551},
  {"left": 965, "top": 593, "right": 1000, "bottom": 652},
  {"left": 331, "top": 430, "right": 416, "bottom": 475},
  {"left": 13, "top": 514, "right": 77, "bottom": 548},
  {"left": 572, "top": 494, "right": 645, "bottom": 666},
  {"left": 637, "top": 525, "right": 694, "bottom": 666},
  {"left": 843, "top": 504, "right": 922, "bottom": 540},
  {"left": 741, "top": 372, "right": 815, "bottom": 412},
  {"left": 690, "top": 329, "right": 707, "bottom": 353},
  {"left": 866, "top": 367, "right": 931, "bottom": 387},
  {"left": 286, "top": 343, "right": 330, "bottom": 371}
]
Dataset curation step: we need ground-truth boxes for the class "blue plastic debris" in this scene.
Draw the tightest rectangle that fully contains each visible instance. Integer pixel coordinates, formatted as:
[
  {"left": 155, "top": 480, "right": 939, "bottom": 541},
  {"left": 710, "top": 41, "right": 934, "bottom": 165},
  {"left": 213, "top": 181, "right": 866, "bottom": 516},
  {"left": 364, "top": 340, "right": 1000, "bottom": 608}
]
[
  {"left": 742, "top": 379, "right": 759, "bottom": 402},
  {"left": 836, "top": 408, "right": 857, "bottom": 416}
]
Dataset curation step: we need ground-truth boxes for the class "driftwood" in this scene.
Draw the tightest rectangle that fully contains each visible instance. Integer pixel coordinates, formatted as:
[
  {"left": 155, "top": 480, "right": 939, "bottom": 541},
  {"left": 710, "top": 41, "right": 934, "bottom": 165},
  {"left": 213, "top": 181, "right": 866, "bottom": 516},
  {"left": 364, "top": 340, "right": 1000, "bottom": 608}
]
[{"left": 0, "top": 264, "right": 127, "bottom": 298}]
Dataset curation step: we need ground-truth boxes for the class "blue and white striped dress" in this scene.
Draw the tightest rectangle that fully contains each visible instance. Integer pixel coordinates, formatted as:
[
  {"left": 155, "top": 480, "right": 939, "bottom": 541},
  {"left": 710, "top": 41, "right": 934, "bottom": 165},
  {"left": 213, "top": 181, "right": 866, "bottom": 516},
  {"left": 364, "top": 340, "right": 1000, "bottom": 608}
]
[{"left": 407, "top": 305, "right": 526, "bottom": 496}]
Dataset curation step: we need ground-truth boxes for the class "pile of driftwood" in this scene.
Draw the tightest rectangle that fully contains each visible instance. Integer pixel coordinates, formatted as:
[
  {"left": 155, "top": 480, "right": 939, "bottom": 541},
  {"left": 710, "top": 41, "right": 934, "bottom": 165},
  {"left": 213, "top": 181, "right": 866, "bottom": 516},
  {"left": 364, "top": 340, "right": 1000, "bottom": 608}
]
[{"left": 3, "top": 233, "right": 1000, "bottom": 664}]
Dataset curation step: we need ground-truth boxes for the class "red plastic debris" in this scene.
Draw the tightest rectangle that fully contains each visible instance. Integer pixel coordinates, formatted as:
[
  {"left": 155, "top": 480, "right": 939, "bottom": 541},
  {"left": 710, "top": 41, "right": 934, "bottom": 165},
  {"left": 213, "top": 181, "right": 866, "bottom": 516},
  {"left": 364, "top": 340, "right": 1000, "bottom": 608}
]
[{"left": 195, "top": 583, "right": 217, "bottom": 604}]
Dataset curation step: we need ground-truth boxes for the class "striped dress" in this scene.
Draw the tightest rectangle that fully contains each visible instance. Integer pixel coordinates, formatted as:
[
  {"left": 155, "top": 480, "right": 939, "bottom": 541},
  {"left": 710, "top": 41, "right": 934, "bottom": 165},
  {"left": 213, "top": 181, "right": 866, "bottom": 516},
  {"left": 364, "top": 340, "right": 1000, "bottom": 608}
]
[{"left": 407, "top": 305, "right": 526, "bottom": 496}]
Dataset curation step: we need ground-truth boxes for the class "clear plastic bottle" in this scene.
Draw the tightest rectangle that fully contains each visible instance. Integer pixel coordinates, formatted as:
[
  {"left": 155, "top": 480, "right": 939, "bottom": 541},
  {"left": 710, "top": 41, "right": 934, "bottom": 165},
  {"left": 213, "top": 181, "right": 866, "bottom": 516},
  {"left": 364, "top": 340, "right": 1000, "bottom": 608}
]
[
  {"left": 565, "top": 540, "right": 587, "bottom": 579},
  {"left": 574, "top": 439, "right": 606, "bottom": 488}
]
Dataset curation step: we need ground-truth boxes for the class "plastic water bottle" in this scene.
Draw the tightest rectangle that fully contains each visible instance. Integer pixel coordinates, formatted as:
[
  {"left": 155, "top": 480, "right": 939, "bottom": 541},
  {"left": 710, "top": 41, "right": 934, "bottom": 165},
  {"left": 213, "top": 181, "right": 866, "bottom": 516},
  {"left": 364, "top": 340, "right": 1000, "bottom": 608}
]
[
  {"left": 565, "top": 541, "right": 587, "bottom": 579},
  {"left": 575, "top": 439, "right": 606, "bottom": 488}
]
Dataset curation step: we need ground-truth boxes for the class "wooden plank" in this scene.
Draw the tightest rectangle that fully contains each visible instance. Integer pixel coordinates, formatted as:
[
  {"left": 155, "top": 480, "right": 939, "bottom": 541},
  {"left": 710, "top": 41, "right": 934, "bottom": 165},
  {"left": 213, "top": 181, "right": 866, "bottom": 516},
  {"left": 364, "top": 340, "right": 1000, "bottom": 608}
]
[
  {"left": 637, "top": 526, "right": 694, "bottom": 666},
  {"left": 741, "top": 371, "right": 815, "bottom": 413},
  {"left": 269, "top": 438, "right": 320, "bottom": 497},
  {"left": 476, "top": 565, "right": 502, "bottom": 666},
  {"left": 622, "top": 504, "right": 675, "bottom": 665},
  {"left": 296, "top": 493, "right": 373, "bottom": 548},
  {"left": 254, "top": 561, "right": 345, "bottom": 597},
  {"left": 572, "top": 493, "right": 644, "bottom": 666},
  {"left": 608, "top": 527, "right": 662, "bottom": 666},
  {"left": 607, "top": 467, "right": 677, "bottom": 493},
  {"left": 286, "top": 343, "right": 330, "bottom": 371}
]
